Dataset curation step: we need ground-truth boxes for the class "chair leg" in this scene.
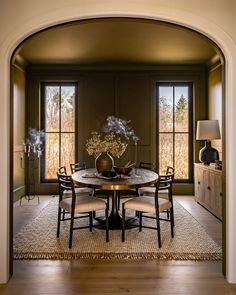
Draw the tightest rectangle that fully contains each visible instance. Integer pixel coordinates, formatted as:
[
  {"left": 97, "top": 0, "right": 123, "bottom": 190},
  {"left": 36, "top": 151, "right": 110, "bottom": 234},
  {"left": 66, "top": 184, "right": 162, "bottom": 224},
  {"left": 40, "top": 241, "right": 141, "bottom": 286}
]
[
  {"left": 118, "top": 191, "right": 121, "bottom": 210},
  {"left": 169, "top": 191, "right": 174, "bottom": 227},
  {"left": 62, "top": 209, "right": 66, "bottom": 220},
  {"left": 156, "top": 210, "right": 161, "bottom": 248},
  {"left": 57, "top": 206, "right": 62, "bottom": 237},
  {"left": 166, "top": 209, "right": 170, "bottom": 220},
  {"left": 139, "top": 212, "right": 142, "bottom": 232},
  {"left": 105, "top": 203, "right": 109, "bottom": 242},
  {"left": 106, "top": 191, "right": 110, "bottom": 209},
  {"left": 122, "top": 203, "right": 125, "bottom": 242},
  {"left": 69, "top": 211, "right": 75, "bottom": 248},
  {"left": 89, "top": 212, "right": 93, "bottom": 231},
  {"left": 170, "top": 207, "right": 174, "bottom": 238},
  {"left": 172, "top": 206, "right": 175, "bottom": 227}
]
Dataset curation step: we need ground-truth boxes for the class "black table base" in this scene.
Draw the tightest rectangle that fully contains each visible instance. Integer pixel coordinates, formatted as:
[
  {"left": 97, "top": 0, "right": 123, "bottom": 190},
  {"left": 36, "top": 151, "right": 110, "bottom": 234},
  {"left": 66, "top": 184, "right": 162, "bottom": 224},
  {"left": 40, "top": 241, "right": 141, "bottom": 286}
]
[{"left": 94, "top": 191, "right": 138, "bottom": 230}]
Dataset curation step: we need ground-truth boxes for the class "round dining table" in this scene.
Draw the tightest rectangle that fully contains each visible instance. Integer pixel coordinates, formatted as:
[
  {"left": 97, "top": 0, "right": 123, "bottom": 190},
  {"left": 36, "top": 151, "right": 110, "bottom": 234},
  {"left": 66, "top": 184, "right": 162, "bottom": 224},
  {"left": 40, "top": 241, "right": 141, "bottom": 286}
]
[{"left": 72, "top": 168, "right": 158, "bottom": 229}]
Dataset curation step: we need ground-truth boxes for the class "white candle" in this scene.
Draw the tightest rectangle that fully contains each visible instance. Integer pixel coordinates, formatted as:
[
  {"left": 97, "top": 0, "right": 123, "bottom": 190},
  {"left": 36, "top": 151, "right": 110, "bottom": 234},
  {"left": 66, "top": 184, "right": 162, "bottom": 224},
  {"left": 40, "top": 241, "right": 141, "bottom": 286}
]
[{"left": 23, "top": 143, "right": 27, "bottom": 152}]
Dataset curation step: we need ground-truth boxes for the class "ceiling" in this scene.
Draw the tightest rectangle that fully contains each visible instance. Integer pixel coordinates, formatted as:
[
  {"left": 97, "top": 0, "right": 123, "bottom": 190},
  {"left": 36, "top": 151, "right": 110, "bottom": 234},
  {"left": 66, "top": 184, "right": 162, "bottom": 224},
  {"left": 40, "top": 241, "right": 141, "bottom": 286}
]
[{"left": 16, "top": 18, "right": 219, "bottom": 66}]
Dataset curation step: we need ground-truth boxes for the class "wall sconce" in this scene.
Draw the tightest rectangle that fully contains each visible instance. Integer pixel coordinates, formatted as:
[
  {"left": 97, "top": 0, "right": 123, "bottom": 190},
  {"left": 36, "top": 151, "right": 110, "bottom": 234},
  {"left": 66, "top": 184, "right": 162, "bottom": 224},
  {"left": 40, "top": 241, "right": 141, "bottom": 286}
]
[{"left": 196, "top": 120, "right": 221, "bottom": 165}]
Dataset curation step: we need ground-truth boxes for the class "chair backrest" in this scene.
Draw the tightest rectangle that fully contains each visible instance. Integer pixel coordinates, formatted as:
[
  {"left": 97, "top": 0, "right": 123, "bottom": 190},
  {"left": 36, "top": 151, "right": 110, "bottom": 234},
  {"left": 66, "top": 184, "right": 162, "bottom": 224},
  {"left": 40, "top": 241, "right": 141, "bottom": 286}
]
[
  {"left": 57, "top": 172, "right": 75, "bottom": 197},
  {"left": 58, "top": 166, "right": 67, "bottom": 175},
  {"left": 158, "top": 172, "right": 174, "bottom": 204},
  {"left": 158, "top": 173, "right": 174, "bottom": 190},
  {"left": 139, "top": 162, "right": 156, "bottom": 171},
  {"left": 154, "top": 174, "right": 173, "bottom": 203},
  {"left": 70, "top": 162, "right": 86, "bottom": 174},
  {"left": 166, "top": 166, "right": 175, "bottom": 177}
]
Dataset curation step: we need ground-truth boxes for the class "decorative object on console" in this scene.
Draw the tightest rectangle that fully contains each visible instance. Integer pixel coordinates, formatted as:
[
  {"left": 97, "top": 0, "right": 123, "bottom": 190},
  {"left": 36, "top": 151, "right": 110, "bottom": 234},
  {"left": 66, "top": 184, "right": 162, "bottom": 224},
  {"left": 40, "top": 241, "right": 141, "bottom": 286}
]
[
  {"left": 196, "top": 120, "right": 221, "bottom": 165},
  {"left": 215, "top": 160, "right": 222, "bottom": 170}
]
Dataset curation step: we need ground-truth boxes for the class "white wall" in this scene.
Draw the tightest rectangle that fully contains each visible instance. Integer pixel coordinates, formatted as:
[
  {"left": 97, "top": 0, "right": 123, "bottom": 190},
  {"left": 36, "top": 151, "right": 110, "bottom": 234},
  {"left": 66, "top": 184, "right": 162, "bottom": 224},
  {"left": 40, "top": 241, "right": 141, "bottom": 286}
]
[{"left": 1, "top": 0, "right": 236, "bottom": 284}]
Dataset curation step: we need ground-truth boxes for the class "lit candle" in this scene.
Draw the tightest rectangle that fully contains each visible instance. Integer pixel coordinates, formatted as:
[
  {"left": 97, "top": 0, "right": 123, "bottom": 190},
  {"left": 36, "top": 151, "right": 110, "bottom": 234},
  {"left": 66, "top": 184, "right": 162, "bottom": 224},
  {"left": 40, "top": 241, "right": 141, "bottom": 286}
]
[
  {"left": 33, "top": 144, "right": 36, "bottom": 153},
  {"left": 37, "top": 150, "right": 41, "bottom": 158},
  {"left": 23, "top": 142, "right": 27, "bottom": 152}
]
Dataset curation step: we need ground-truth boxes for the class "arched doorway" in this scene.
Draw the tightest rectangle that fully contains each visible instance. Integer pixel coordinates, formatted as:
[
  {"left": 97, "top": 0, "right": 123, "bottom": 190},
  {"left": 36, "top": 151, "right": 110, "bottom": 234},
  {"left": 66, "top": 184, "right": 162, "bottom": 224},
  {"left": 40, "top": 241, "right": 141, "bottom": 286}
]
[
  {"left": 1, "top": 5, "right": 236, "bottom": 284},
  {"left": 10, "top": 16, "right": 227, "bottom": 276}
]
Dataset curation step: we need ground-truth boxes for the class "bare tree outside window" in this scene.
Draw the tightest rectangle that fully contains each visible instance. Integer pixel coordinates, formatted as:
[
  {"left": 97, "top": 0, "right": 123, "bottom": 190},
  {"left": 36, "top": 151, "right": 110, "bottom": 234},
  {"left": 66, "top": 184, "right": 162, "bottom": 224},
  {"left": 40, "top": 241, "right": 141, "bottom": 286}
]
[
  {"left": 157, "top": 83, "right": 193, "bottom": 181},
  {"left": 41, "top": 83, "right": 77, "bottom": 181}
]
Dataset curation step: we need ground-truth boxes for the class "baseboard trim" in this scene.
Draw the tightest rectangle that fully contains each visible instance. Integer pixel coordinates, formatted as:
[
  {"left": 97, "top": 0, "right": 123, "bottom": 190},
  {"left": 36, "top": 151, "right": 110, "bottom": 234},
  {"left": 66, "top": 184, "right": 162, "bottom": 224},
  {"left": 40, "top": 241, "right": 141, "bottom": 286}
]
[{"left": 13, "top": 186, "right": 25, "bottom": 202}]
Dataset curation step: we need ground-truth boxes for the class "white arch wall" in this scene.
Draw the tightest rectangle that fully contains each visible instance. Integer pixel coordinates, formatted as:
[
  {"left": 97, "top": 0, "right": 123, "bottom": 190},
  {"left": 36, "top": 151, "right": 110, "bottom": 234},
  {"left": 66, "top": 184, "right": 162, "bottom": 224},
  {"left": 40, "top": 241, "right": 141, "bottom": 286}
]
[{"left": 1, "top": 0, "right": 236, "bottom": 284}]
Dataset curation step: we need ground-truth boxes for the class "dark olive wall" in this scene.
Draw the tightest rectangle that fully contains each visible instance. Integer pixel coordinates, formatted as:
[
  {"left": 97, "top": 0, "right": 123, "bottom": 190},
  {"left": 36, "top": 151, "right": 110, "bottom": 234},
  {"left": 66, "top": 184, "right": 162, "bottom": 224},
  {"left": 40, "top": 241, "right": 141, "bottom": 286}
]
[
  {"left": 26, "top": 65, "right": 207, "bottom": 195},
  {"left": 12, "top": 64, "right": 26, "bottom": 201},
  {"left": 78, "top": 74, "right": 116, "bottom": 165}
]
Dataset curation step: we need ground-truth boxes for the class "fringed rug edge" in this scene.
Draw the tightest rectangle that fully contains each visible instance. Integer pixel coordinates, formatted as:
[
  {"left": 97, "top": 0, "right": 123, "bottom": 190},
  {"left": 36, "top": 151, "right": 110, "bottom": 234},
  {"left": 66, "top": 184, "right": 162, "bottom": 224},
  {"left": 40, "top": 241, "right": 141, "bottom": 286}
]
[{"left": 13, "top": 251, "right": 222, "bottom": 261}]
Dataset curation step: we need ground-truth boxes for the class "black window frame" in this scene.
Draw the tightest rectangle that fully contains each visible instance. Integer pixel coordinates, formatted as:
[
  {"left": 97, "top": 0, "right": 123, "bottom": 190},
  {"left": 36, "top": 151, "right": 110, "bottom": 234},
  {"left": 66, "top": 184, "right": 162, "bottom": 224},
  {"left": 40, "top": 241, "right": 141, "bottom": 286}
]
[
  {"left": 156, "top": 82, "right": 193, "bottom": 183},
  {"left": 40, "top": 81, "right": 78, "bottom": 183}
]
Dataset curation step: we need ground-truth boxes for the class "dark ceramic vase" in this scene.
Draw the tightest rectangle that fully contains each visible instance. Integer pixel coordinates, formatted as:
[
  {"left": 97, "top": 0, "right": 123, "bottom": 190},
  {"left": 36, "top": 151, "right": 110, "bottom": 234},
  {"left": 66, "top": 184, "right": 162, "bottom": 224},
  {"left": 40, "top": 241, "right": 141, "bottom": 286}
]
[
  {"left": 199, "top": 140, "right": 219, "bottom": 165},
  {"left": 95, "top": 152, "right": 114, "bottom": 173}
]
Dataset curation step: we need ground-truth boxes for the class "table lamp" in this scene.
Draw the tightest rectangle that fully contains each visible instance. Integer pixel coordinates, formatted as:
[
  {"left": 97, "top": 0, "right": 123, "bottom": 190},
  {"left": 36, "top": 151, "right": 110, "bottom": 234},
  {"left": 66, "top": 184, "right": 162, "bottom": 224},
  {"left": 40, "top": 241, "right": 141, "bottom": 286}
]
[{"left": 196, "top": 120, "right": 221, "bottom": 165}]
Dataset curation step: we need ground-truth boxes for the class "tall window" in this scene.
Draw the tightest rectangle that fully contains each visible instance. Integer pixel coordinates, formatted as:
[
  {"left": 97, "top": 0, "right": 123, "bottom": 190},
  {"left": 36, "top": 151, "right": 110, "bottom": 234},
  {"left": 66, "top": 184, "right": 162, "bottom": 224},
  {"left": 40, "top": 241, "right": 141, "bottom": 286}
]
[
  {"left": 157, "top": 82, "right": 193, "bottom": 181},
  {"left": 41, "top": 82, "right": 77, "bottom": 181}
]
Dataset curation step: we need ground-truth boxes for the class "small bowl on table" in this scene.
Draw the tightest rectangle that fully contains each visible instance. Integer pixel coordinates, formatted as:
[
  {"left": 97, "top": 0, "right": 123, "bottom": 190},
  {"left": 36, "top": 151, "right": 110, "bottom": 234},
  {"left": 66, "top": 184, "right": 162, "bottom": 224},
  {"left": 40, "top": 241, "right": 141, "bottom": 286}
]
[{"left": 113, "top": 166, "right": 133, "bottom": 175}]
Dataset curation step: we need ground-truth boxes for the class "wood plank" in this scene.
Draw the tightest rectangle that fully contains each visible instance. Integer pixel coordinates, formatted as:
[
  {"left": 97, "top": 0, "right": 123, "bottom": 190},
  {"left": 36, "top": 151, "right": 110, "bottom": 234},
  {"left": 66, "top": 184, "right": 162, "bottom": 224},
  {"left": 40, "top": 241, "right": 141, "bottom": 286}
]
[
  {"left": 3, "top": 195, "right": 233, "bottom": 295},
  {"left": 0, "top": 260, "right": 235, "bottom": 295}
]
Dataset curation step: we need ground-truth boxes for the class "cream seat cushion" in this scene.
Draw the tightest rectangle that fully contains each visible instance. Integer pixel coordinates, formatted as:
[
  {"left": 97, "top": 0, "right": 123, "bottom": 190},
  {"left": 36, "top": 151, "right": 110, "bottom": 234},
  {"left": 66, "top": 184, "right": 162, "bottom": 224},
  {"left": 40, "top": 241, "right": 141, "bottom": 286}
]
[
  {"left": 138, "top": 187, "right": 169, "bottom": 199},
  {"left": 60, "top": 196, "right": 106, "bottom": 213},
  {"left": 63, "top": 187, "right": 94, "bottom": 197},
  {"left": 124, "top": 196, "right": 172, "bottom": 213}
]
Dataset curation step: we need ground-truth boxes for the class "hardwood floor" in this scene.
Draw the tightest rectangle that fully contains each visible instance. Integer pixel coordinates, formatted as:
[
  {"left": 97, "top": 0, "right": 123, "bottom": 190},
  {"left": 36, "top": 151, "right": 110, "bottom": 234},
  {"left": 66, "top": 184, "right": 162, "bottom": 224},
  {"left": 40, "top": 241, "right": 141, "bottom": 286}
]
[
  {"left": 175, "top": 196, "right": 222, "bottom": 245},
  {"left": 1, "top": 260, "right": 236, "bottom": 295},
  {"left": 13, "top": 195, "right": 54, "bottom": 235},
  {"left": 0, "top": 195, "right": 235, "bottom": 294}
]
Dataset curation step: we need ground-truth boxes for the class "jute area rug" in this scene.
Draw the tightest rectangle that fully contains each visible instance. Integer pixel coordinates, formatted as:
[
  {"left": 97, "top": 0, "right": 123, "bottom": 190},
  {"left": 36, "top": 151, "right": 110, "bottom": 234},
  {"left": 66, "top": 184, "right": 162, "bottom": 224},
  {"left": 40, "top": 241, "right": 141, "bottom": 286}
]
[{"left": 13, "top": 197, "right": 222, "bottom": 261}]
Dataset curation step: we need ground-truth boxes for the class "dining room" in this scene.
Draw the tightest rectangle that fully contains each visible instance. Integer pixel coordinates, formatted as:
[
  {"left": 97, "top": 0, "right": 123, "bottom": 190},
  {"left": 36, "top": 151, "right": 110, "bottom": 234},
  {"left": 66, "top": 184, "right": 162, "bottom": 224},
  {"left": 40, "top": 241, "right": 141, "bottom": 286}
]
[{"left": 9, "top": 16, "right": 228, "bottom": 293}]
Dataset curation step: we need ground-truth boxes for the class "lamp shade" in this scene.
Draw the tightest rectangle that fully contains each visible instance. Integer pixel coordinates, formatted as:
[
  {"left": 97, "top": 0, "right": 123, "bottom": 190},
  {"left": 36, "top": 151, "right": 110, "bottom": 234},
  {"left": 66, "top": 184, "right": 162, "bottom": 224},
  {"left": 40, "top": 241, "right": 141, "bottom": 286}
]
[{"left": 196, "top": 120, "right": 221, "bottom": 140}]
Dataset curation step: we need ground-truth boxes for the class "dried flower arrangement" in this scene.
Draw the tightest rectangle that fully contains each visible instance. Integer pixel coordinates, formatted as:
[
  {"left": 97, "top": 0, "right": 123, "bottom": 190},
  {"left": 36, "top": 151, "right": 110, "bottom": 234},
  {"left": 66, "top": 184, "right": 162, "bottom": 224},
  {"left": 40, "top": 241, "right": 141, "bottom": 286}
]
[
  {"left": 86, "top": 131, "right": 127, "bottom": 158},
  {"left": 85, "top": 116, "right": 139, "bottom": 158}
]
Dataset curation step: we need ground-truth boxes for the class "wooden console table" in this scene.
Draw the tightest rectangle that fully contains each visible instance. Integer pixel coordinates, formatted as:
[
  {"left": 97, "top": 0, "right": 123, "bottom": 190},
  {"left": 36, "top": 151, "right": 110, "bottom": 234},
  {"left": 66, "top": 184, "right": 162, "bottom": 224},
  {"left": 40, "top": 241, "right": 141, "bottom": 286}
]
[{"left": 194, "top": 163, "right": 222, "bottom": 220}]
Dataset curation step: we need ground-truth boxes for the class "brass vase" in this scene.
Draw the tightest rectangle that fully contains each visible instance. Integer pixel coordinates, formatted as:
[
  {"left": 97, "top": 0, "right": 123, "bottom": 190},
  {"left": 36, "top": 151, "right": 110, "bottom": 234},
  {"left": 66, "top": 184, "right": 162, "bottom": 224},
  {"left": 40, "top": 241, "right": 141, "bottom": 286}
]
[{"left": 95, "top": 152, "right": 114, "bottom": 173}]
